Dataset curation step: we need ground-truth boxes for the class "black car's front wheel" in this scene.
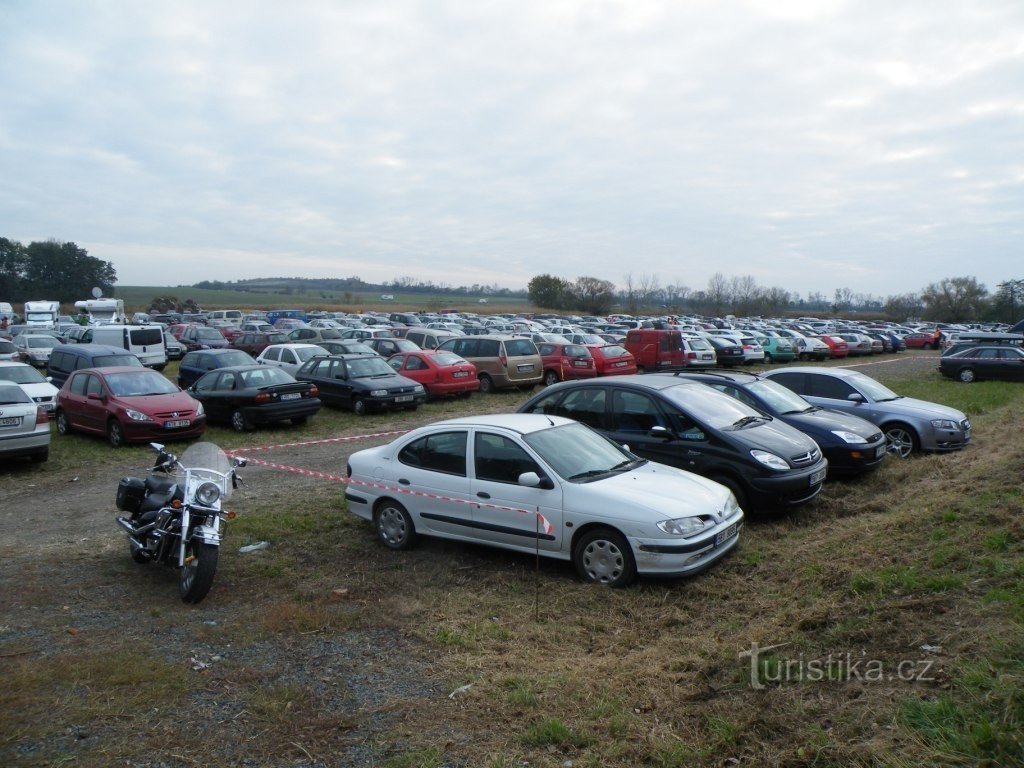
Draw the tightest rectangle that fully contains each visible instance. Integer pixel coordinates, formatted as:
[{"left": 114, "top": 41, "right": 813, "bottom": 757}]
[
  {"left": 573, "top": 528, "right": 636, "bottom": 587},
  {"left": 231, "top": 409, "right": 252, "bottom": 432},
  {"left": 957, "top": 367, "right": 976, "bottom": 383}
]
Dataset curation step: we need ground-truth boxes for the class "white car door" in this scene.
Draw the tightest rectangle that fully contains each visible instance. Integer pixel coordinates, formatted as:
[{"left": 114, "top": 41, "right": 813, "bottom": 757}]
[{"left": 388, "top": 429, "right": 474, "bottom": 538}]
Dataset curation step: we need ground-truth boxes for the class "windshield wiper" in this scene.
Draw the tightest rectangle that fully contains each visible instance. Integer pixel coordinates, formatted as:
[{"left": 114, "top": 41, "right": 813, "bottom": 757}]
[
  {"left": 610, "top": 458, "right": 644, "bottom": 471},
  {"left": 568, "top": 468, "right": 611, "bottom": 481},
  {"left": 732, "top": 415, "right": 768, "bottom": 428}
]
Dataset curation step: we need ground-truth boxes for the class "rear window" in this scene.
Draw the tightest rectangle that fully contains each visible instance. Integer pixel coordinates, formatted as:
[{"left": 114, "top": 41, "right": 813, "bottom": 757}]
[
  {"left": 93, "top": 354, "right": 144, "bottom": 368},
  {"left": 220, "top": 350, "right": 257, "bottom": 366},
  {"left": 503, "top": 339, "right": 536, "bottom": 357},
  {"left": 599, "top": 345, "right": 627, "bottom": 358},
  {"left": 129, "top": 328, "right": 163, "bottom": 346},
  {"left": 0, "top": 384, "right": 30, "bottom": 404},
  {"left": 433, "top": 352, "right": 466, "bottom": 366}
]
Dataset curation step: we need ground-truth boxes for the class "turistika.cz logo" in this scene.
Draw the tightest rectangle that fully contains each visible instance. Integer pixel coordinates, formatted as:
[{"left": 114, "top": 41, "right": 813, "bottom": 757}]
[{"left": 739, "top": 642, "right": 938, "bottom": 690}]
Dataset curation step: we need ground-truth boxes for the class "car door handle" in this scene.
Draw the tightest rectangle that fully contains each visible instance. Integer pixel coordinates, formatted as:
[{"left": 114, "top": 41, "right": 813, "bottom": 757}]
[
  {"left": 477, "top": 492, "right": 491, "bottom": 499},
  {"left": 398, "top": 478, "right": 410, "bottom": 485}
]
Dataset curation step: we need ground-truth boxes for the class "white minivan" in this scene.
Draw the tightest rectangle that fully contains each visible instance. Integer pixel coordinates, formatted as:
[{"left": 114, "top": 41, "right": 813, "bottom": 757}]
[{"left": 89, "top": 325, "right": 167, "bottom": 370}]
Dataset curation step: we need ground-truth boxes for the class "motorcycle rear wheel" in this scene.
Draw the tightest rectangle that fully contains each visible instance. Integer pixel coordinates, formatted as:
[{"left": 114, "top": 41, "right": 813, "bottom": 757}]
[{"left": 179, "top": 540, "right": 219, "bottom": 603}]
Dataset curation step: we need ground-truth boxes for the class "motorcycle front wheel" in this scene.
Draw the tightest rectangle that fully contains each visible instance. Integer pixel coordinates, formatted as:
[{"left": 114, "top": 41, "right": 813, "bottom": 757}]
[{"left": 179, "top": 540, "right": 219, "bottom": 604}]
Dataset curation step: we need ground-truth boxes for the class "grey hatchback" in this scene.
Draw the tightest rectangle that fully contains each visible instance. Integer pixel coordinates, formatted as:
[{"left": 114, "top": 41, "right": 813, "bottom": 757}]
[{"left": 762, "top": 367, "right": 970, "bottom": 458}]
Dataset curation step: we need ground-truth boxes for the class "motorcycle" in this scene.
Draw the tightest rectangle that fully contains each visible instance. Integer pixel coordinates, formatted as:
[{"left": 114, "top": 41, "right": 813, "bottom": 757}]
[{"left": 115, "top": 441, "right": 246, "bottom": 603}]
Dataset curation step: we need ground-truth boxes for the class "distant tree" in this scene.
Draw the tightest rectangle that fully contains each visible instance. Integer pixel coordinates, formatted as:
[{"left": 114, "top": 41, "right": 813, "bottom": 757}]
[
  {"left": 992, "top": 279, "right": 1024, "bottom": 323},
  {"left": 573, "top": 276, "right": 616, "bottom": 315},
  {"left": 920, "top": 276, "right": 989, "bottom": 321},
  {"left": 833, "top": 287, "right": 855, "bottom": 312},
  {"left": 705, "top": 273, "right": 731, "bottom": 316},
  {"left": 759, "top": 286, "right": 792, "bottom": 315},
  {"left": 528, "top": 274, "right": 571, "bottom": 309},
  {"left": 21, "top": 240, "right": 116, "bottom": 303},
  {"left": 730, "top": 275, "right": 761, "bottom": 316},
  {"left": 884, "top": 293, "right": 924, "bottom": 321},
  {"left": 0, "top": 237, "right": 28, "bottom": 297}
]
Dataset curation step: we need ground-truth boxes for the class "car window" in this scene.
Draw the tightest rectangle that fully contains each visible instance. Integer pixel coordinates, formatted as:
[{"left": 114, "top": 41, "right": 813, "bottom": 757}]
[
  {"left": 808, "top": 374, "right": 857, "bottom": 400},
  {"left": 610, "top": 389, "right": 667, "bottom": 433},
  {"left": 405, "top": 356, "right": 427, "bottom": 371},
  {"left": 194, "top": 373, "right": 218, "bottom": 392},
  {"left": 398, "top": 431, "right": 467, "bottom": 476},
  {"left": 537, "top": 343, "right": 555, "bottom": 356},
  {"left": 263, "top": 347, "right": 281, "bottom": 362},
  {"left": 767, "top": 372, "right": 806, "bottom": 394},
  {"left": 215, "top": 371, "right": 238, "bottom": 390},
  {"left": 504, "top": 339, "right": 537, "bottom": 357},
  {"left": 557, "top": 387, "right": 607, "bottom": 429},
  {"left": 69, "top": 372, "right": 88, "bottom": 395},
  {"left": 85, "top": 374, "right": 103, "bottom": 397},
  {"left": 474, "top": 432, "right": 541, "bottom": 484},
  {"left": 478, "top": 340, "right": 500, "bottom": 357}
]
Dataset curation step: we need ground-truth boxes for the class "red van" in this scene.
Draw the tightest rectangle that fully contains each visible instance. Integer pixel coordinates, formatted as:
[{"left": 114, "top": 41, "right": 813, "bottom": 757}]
[{"left": 624, "top": 329, "right": 686, "bottom": 372}]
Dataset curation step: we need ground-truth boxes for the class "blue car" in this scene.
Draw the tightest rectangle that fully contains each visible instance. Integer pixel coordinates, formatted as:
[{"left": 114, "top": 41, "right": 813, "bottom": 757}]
[{"left": 177, "top": 349, "right": 256, "bottom": 389}]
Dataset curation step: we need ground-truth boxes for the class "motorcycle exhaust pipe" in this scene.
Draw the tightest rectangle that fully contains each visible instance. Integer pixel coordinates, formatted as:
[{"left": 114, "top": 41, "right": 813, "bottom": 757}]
[{"left": 116, "top": 516, "right": 157, "bottom": 537}]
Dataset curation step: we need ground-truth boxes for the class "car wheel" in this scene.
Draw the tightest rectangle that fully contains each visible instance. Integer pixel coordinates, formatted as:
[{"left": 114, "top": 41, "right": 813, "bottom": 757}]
[
  {"left": 543, "top": 370, "right": 559, "bottom": 386},
  {"left": 763, "top": 352, "right": 773, "bottom": 364},
  {"left": 636, "top": 366, "right": 646, "bottom": 374},
  {"left": 574, "top": 528, "right": 636, "bottom": 587},
  {"left": 478, "top": 374, "right": 494, "bottom": 394},
  {"left": 799, "top": 352, "right": 810, "bottom": 361},
  {"left": 55, "top": 409, "right": 72, "bottom": 435},
  {"left": 710, "top": 474, "right": 749, "bottom": 514},
  {"left": 884, "top": 422, "right": 919, "bottom": 459},
  {"left": 957, "top": 368, "right": 976, "bottom": 383},
  {"left": 230, "top": 409, "right": 252, "bottom": 432},
  {"left": 374, "top": 500, "right": 417, "bottom": 550},
  {"left": 107, "top": 419, "right": 126, "bottom": 448},
  {"left": 925, "top": 342, "right": 935, "bottom": 350},
  {"left": 352, "top": 398, "right": 367, "bottom": 416}
]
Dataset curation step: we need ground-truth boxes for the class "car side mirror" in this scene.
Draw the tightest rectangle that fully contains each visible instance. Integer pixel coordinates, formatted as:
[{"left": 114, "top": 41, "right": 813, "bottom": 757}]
[
  {"left": 648, "top": 425, "right": 674, "bottom": 440},
  {"left": 846, "top": 393, "right": 865, "bottom": 404},
  {"left": 518, "top": 471, "right": 541, "bottom": 487}
]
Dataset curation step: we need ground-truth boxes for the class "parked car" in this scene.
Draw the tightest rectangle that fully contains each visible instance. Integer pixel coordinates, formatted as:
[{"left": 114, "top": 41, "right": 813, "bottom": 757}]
[
  {"left": 756, "top": 334, "right": 797, "bottom": 364},
  {"left": 0, "top": 339, "right": 22, "bottom": 362},
  {"left": 0, "top": 383, "right": 50, "bottom": 463},
  {"left": 675, "top": 370, "right": 887, "bottom": 477},
  {"left": 387, "top": 350, "right": 479, "bottom": 398},
  {"left": 46, "top": 344, "right": 144, "bottom": 389},
  {"left": 623, "top": 329, "right": 687, "bottom": 372},
  {"left": 361, "top": 337, "right": 418, "bottom": 357},
  {"left": 188, "top": 364, "right": 321, "bottom": 432},
  {"left": 790, "top": 335, "right": 831, "bottom": 361},
  {"left": 837, "top": 333, "right": 873, "bottom": 356},
  {"left": 177, "top": 349, "right": 257, "bottom": 389},
  {"left": 680, "top": 336, "right": 718, "bottom": 367},
  {"left": 340, "top": 327, "right": 397, "bottom": 342},
  {"left": 817, "top": 335, "right": 849, "bottom": 358},
  {"left": 288, "top": 328, "right": 345, "bottom": 343},
  {"left": 437, "top": 335, "right": 543, "bottom": 393},
  {"left": 163, "top": 332, "right": 186, "bottom": 360},
  {"left": 586, "top": 344, "right": 638, "bottom": 376},
  {"left": 231, "top": 331, "right": 289, "bottom": 357},
  {"left": 536, "top": 342, "right": 597, "bottom": 385},
  {"left": 295, "top": 354, "right": 425, "bottom": 415},
  {"left": 404, "top": 329, "right": 458, "bottom": 350},
  {"left": 903, "top": 331, "right": 941, "bottom": 350},
  {"left": 938, "top": 344, "right": 1024, "bottom": 383},
  {"left": 318, "top": 340, "right": 380, "bottom": 357},
  {"left": 179, "top": 324, "right": 230, "bottom": 351},
  {"left": 0, "top": 361, "right": 60, "bottom": 412},
  {"left": 56, "top": 367, "right": 206, "bottom": 447},
  {"left": 518, "top": 375, "right": 828, "bottom": 512},
  {"left": 256, "top": 344, "right": 329, "bottom": 376},
  {"left": 705, "top": 336, "right": 745, "bottom": 366},
  {"left": 344, "top": 414, "right": 743, "bottom": 586},
  {"left": 13, "top": 334, "right": 58, "bottom": 366},
  {"left": 763, "top": 367, "right": 971, "bottom": 458}
]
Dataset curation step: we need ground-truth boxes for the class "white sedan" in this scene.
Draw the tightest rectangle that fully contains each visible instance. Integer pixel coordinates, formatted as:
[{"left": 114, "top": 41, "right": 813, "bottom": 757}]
[
  {"left": 255, "top": 343, "right": 328, "bottom": 376},
  {"left": 0, "top": 361, "right": 60, "bottom": 412},
  {"left": 0, "top": 383, "right": 50, "bottom": 463},
  {"left": 345, "top": 414, "right": 743, "bottom": 586}
]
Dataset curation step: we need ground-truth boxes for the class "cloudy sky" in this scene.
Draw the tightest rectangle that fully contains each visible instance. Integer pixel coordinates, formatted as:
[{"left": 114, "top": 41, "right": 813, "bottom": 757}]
[{"left": 1, "top": 0, "right": 1021, "bottom": 299}]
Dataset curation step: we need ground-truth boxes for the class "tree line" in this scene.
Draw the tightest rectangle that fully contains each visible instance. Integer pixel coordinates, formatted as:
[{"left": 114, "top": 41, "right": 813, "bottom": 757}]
[
  {"left": 0, "top": 238, "right": 117, "bottom": 303},
  {"left": 529, "top": 271, "right": 1024, "bottom": 323}
]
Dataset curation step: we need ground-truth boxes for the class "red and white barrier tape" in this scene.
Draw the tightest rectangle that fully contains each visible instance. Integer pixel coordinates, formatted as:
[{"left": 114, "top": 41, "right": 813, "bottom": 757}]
[{"left": 237, "top": 429, "right": 410, "bottom": 453}]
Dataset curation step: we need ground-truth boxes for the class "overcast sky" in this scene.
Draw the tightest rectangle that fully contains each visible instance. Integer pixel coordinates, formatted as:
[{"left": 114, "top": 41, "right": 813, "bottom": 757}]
[{"left": 1, "top": 0, "right": 1021, "bottom": 299}]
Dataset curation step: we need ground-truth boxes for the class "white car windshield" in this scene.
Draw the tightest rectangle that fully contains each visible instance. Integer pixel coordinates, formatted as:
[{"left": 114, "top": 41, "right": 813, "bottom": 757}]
[
  {"left": 523, "top": 422, "right": 641, "bottom": 481},
  {"left": 0, "top": 366, "right": 47, "bottom": 384}
]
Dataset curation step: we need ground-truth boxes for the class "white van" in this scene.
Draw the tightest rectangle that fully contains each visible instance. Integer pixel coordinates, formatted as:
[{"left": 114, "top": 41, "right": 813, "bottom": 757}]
[
  {"left": 207, "top": 309, "right": 243, "bottom": 323},
  {"left": 89, "top": 325, "right": 167, "bottom": 370}
]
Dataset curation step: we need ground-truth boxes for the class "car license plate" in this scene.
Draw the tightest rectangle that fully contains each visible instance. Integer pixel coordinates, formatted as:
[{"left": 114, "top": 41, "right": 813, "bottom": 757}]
[
  {"left": 874, "top": 445, "right": 886, "bottom": 458},
  {"left": 715, "top": 523, "right": 737, "bottom": 546},
  {"left": 615, "top": 361, "right": 628, "bottom": 367},
  {"left": 702, "top": 354, "right": 713, "bottom": 360},
  {"left": 165, "top": 419, "right": 190, "bottom": 429},
  {"left": 517, "top": 364, "right": 534, "bottom": 372},
  {"left": 0, "top": 417, "right": 21, "bottom": 427},
  {"left": 810, "top": 468, "right": 826, "bottom": 486},
  {"left": 395, "top": 395, "right": 413, "bottom": 403},
  {"left": 280, "top": 392, "right": 301, "bottom": 401},
  {"left": 453, "top": 371, "right": 469, "bottom": 378}
]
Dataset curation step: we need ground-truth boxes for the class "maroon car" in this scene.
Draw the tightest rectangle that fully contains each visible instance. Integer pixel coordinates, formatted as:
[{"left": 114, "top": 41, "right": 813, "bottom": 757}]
[
  {"left": 536, "top": 342, "right": 597, "bottom": 385},
  {"left": 585, "top": 344, "right": 638, "bottom": 376},
  {"left": 55, "top": 366, "right": 206, "bottom": 447},
  {"left": 232, "top": 331, "right": 289, "bottom": 356}
]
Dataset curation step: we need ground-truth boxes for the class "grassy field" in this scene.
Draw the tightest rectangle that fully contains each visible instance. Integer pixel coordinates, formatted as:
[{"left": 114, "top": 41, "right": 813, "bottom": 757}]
[{"left": 1, "top": 362, "right": 1021, "bottom": 767}]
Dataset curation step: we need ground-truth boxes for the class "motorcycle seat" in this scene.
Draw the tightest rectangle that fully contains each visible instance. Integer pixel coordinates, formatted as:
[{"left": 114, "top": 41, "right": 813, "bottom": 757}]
[
  {"left": 145, "top": 476, "right": 176, "bottom": 494},
  {"left": 139, "top": 489, "right": 175, "bottom": 513}
]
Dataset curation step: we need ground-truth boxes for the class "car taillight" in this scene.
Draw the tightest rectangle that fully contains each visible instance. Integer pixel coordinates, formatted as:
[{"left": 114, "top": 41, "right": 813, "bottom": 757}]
[
  {"left": 36, "top": 406, "right": 48, "bottom": 424},
  {"left": 498, "top": 355, "right": 506, "bottom": 367},
  {"left": 687, "top": 351, "right": 696, "bottom": 359},
  {"left": 255, "top": 393, "right": 271, "bottom": 403},
  {"left": 309, "top": 386, "right": 318, "bottom": 397}
]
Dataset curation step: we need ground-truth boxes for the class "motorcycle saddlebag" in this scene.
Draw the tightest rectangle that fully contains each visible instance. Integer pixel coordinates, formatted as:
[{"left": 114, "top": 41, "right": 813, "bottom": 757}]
[{"left": 116, "top": 477, "right": 147, "bottom": 513}]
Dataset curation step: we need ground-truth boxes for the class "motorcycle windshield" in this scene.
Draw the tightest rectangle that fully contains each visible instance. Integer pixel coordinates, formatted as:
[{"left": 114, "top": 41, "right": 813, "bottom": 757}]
[{"left": 176, "top": 442, "right": 234, "bottom": 502}]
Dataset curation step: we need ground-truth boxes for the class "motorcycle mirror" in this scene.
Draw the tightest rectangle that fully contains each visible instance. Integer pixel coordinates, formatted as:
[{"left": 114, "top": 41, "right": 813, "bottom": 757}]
[
  {"left": 150, "top": 442, "right": 165, "bottom": 453},
  {"left": 233, "top": 457, "right": 247, "bottom": 468}
]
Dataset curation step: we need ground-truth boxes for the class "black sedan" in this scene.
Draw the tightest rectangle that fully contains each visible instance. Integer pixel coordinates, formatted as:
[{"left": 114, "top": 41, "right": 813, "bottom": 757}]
[
  {"left": 674, "top": 370, "right": 886, "bottom": 476},
  {"left": 189, "top": 365, "right": 321, "bottom": 432},
  {"left": 705, "top": 336, "right": 745, "bottom": 366},
  {"left": 938, "top": 344, "right": 1024, "bottom": 383},
  {"left": 295, "top": 354, "right": 426, "bottom": 415}
]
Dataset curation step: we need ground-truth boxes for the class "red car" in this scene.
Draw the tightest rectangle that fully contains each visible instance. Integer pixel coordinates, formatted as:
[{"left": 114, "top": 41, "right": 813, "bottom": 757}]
[
  {"left": 816, "top": 335, "right": 849, "bottom": 358},
  {"left": 232, "top": 331, "right": 289, "bottom": 356},
  {"left": 537, "top": 342, "right": 597, "bottom": 385},
  {"left": 586, "top": 344, "right": 638, "bottom": 376},
  {"left": 903, "top": 331, "right": 942, "bottom": 350},
  {"left": 387, "top": 351, "right": 479, "bottom": 398},
  {"left": 55, "top": 366, "right": 206, "bottom": 447}
]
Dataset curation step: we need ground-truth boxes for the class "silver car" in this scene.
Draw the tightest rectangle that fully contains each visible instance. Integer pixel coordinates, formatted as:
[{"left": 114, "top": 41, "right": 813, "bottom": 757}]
[{"left": 762, "top": 367, "right": 970, "bottom": 458}]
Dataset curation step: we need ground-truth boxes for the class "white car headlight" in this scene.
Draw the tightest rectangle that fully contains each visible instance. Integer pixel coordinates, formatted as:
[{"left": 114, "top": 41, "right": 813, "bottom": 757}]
[
  {"left": 751, "top": 449, "right": 789, "bottom": 470},
  {"left": 657, "top": 517, "right": 708, "bottom": 536},
  {"left": 413, "top": 384, "right": 425, "bottom": 393},
  {"left": 723, "top": 493, "right": 741, "bottom": 518},
  {"left": 195, "top": 481, "right": 221, "bottom": 506},
  {"left": 125, "top": 408, "right": 153, "bottom": 422},
  {"left": 931, "top": 419, "right": 957, "bottom": 430},
  {"left": 370, "top": 389, "right": 388, "bottom": 397},
  {"left": 831, "top": 430, "right": 867, "bottom": 444},
  {"left": 194, "top": 402, "right": 205, "bottom": 417}
]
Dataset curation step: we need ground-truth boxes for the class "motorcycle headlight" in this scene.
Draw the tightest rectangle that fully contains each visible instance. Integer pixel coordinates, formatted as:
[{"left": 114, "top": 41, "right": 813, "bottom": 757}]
[
  {"left": 751, "top": 449, "right": 789, "bottom": 470},
  {"left": 125, "top": 408, "right": 153, "bottom": 422},
  {"left": 195, "top": 481, "right": 221, "bottom": 506},
  {"left": 831, "top": 430, "right": 867, "bottom": 444},
  {"left": 657, "top": 517, "right": 707, "bottom": 536}
]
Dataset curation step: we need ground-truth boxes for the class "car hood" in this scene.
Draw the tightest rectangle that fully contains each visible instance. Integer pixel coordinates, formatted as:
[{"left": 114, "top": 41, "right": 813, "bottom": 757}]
[
  {"left": 17, "top": 381, "right": 60, "bottom": 399},
  {"left": 353, "top": 372, "right": 420, "bottom": 389},
  {"left": 118, "top": 392, "right": 199, "bottom": 412},
  {"left": 869, "top": 396, "right": 967, "bottom": 422},
  {"left": 568, "top": 461, "right": 735, "bottom": 520},
  {"left": 734, "top": 419, "right": 819, "bottom": 456},
  {"left": 786, "top": 407, "right": 881, "bottom": 438}
]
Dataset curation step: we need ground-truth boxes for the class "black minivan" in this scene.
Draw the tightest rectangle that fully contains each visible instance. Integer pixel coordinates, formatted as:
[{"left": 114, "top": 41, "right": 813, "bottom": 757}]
[{"left": 517, "top": 374, "right": 828, "bottom": 512}]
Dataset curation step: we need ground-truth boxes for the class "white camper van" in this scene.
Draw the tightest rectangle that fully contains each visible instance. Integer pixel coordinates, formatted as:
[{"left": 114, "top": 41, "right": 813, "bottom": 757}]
[
  {"left": 73, "top": 298, "right": 126, "bottom": 325},
  {"left": 89, "top": 324, "right": 167, "bottom": 369},
  {"left": 23, "top": 300, "right": 60, "bottom": 329}
]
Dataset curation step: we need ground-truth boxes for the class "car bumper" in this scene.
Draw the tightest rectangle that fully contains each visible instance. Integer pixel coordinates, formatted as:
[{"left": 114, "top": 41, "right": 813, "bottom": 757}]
[
  {"left": 633, "top": 511, "right": 744, "bottom": 577},
  {"left": 0, "top": 427, "right": 51, "bottom": 456},
  {"left": 426, "top": 380, "right": 481, "bottom": 396},
  {"left": 748, "top": 459, "right": 828, "bottom": 507},
  {"left": 922, "top": 420, "right": 971, "bottom": 452},
  {"left": 123, "top": 417, "right": 208, "bottom": 443},
  {"left": 242, "top": 399, "right": 322, "bottom": 424},
  {"left": 823, "top": 439, "right": 888, "bottom": 476}
]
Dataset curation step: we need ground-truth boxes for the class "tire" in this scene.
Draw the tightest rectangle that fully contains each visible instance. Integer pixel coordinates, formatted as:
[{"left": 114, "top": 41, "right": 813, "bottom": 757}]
[
  {"left": 29, "top": 448, "right": 48, "bottom": 463},
  {"left": 763, "top": 352, "right": 773, "bottom": 364},
  {"left": 574, "top": 528, "right": 636, "bottom": 587},
  {"left": 925, "top": 342, "right": 935, "bottom": 350},
  {"left": 478, "top": 374, "right": 494, "bottom": 394},
  {"left": 958, "top": 368, "right": 976, "bottom": 383},
  {"left": 711, "top": 474, "right": 749, "bottom": 514},
  {"left": 799, "top": 353, "right": 810, "bottom": 362},
  {"left": 231, "top": 409, "right": 251, "bottom": 432},
  {"left": 107, "top": 419, "right": 126, "bottom": 448},
  {"left": 636, "top": 366, "right": 646, "bottom": 374},
  {"left": 179, "top": 540, "right": 219, "bottom": 604},
  {"left": 55, "top": 409, "right": 72, "bottom": 435},
  {"left": 374, "top": 500, "right": 417, "bottom": 550},
  {"left": 884, "top": 422, "right": 919, "bottom": 459},
  {"left": 352, "top": 398, "right": 367, "bottom": 416},
  {"left": 544, "top": 370, "right": 559, "bottom": 386}
]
